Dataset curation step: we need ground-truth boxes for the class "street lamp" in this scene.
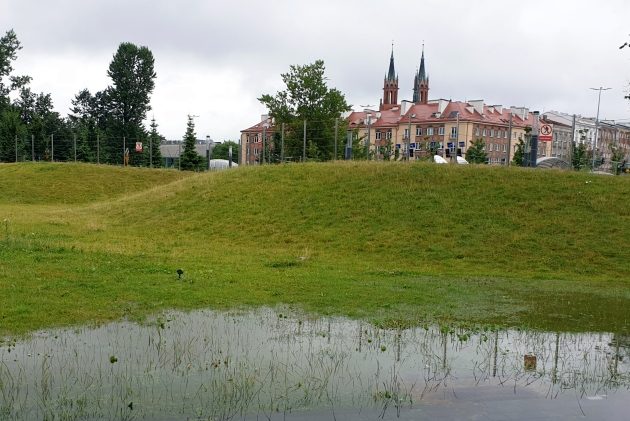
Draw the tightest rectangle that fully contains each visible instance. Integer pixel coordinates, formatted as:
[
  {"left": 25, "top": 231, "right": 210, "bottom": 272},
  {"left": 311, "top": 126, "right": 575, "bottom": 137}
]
[
  {"left": 406, "top": 113, "right": 416, "bottom": 161},
  {"left": 262, "top": 122, "right": 270, "bottom": 165},
  {"left": 365, "top": 113, "right": 372, "bottom": 160},
  {"left": 589, "top": 87, "right": 611, "bottom": 171}
]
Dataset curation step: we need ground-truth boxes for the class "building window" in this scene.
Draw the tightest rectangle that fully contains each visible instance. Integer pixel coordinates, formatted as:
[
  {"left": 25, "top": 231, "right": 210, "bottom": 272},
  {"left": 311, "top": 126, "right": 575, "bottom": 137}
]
[
  {"left": 416, "top": 127, "right": 422, "bottom": 136},
  {"left": 503, "top": 130, "right": 508, "bottom": 138},
  {"left": 386, "top": 130, "right": 392, "bottom": 140},
  {"left": 482, "top": 129, "right": 487, "bottom": 137},
  {"left": 427, "top": 127, "right": 434, "bottom": 135},
  {"left": 439, "top": 126, "right": 445, "bottom": 135},
  {"left": 404, "top": 128, "right": 409, "bottom": 139},
  {"left": 376, "top": 131, "right": 382, "bottom": 140},
  {"left": 450, "top": 127, "right": 457, "bottom": 139},
  {"left": 488, "top": 143, "right": 492, "bottom": 151},
  {"left": 475, "top": 127, "right": 479, "bottom": 136}
]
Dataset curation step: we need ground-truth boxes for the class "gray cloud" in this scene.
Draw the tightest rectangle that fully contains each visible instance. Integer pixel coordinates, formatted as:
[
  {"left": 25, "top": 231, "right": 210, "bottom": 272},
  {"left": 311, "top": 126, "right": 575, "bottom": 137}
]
[{"left": 3, "top": 0, "right": 629, "bottom": 141}]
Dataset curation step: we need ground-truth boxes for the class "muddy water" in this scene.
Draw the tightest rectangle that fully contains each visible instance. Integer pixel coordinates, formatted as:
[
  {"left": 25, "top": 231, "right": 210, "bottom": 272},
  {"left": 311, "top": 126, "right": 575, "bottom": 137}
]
[{"left": 1, "top": 308, "right": 628, "bottom": 420}]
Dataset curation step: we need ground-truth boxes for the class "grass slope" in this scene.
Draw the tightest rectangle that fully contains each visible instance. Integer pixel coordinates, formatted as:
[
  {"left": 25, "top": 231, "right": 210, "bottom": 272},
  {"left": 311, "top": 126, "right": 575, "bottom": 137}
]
[{"left": 1, "top": 162, "right": 629, "bottom": 335}]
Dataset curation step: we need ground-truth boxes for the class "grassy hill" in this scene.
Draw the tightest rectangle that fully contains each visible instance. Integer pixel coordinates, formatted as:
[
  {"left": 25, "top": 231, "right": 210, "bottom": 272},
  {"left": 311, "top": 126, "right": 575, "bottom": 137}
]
[{"left": 1, "top": 162, "right": 629, "bottom": 335}]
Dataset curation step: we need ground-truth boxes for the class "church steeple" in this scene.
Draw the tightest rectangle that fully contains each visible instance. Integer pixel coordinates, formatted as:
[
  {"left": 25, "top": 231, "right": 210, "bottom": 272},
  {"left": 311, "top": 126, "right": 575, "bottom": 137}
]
[
  {"left": 413, "top": 44, "right": 429, "bottom": 104},
  {"left": 380, "top": 43, "right": 399, "bottom": 111}
]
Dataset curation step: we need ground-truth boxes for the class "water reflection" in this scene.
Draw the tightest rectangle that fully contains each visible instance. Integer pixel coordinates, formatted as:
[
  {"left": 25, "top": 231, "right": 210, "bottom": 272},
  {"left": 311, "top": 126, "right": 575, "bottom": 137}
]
[{"left": 1, "top": 308, "right": 628, "bottom": 420}]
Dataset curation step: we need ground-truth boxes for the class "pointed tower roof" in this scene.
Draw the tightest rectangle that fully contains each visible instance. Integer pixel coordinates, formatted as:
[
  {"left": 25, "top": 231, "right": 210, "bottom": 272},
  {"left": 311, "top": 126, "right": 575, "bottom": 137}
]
[
  {"left": 418, "top": 44, "right": 427, "bottom": 81},
  {"left": 387, "top": 44, "right": 396, "bottom": 81}
]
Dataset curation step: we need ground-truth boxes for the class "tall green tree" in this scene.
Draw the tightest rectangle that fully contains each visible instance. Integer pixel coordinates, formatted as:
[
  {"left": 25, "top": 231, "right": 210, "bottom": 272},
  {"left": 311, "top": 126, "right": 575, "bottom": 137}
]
[
  {"left": 465, "top": 138, "right": 488, "bottom": 164},
  {"left": 258, "top": 60, "right": 350, "bottom": 161},
  {"left": 211, "top": 140, "right": 239, "bottom": 163},
  {"left": 180, "top": 115, "right": 203, "bottom": 171},
  {"left": 571, "top": 142, "right": 588, "bottom": 171},
  {"left": 512, "top": 137, "right": 525, "bottom": 166},
  {"left": 610, "top": 144, "right": 626, "bottom": 175},
  {"left": 104, "top": 42, "right": 156, "bottom": 165},
  {"left": 144, "top": 117, "right": 163, "bottom": 167}
]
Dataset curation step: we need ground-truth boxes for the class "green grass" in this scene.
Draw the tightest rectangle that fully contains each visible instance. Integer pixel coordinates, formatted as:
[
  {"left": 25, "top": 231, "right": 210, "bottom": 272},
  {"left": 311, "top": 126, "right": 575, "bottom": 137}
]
[{"left": 1, "top": 161, "right": 629, "bottom": 336}]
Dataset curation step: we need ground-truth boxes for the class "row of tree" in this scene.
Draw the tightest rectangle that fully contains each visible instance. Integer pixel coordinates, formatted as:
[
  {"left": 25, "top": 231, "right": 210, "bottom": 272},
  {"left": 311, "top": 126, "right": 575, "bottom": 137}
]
[{"left": 0, "top": 29, "right": 243, "bottom": 170}]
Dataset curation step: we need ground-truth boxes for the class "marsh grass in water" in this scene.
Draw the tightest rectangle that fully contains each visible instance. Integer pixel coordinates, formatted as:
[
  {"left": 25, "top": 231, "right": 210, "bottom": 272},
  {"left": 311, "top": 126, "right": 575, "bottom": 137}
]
[{"left": 0, "top": 308, "right": 628, "bottom": 420}]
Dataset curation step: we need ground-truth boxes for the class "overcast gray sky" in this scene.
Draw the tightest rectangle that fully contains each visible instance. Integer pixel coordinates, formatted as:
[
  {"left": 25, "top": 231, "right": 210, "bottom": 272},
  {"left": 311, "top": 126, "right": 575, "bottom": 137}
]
[{"left": 2, "top": 0, "right": 629, "bottom": 141}]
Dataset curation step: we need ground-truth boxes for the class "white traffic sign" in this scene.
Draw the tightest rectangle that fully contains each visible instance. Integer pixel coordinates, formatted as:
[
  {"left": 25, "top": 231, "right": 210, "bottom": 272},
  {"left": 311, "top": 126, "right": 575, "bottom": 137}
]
[{"left": 539, "top": 124, "right": 553, "bottom": 142}]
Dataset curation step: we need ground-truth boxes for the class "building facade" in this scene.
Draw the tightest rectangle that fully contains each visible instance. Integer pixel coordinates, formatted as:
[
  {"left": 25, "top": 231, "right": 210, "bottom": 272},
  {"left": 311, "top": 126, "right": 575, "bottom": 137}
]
[{"left": 241, "top": 48, "right": 630, "bottom": 168}]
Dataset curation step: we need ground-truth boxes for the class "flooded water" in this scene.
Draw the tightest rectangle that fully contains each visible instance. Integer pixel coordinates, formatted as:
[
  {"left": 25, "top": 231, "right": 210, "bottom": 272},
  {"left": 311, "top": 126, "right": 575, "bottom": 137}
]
[{"left": 1, "top": 308, "right": 628, "bottom": 420}]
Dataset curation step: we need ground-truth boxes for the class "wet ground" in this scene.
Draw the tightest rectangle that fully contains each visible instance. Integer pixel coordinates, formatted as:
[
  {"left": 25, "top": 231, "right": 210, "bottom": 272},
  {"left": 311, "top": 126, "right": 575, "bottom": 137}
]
[{"left": 1, "top": 308, "right": 628, "bottom": 420}]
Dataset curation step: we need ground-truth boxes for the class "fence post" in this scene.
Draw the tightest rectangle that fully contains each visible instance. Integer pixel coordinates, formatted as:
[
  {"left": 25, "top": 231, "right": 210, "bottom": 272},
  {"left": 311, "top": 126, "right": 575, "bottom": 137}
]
[
  {"left": 281, "top": 122, "right": 285, "bottom": 163},
  {"left": 303, "top": 119, "right": 307, "bottom": 162}
]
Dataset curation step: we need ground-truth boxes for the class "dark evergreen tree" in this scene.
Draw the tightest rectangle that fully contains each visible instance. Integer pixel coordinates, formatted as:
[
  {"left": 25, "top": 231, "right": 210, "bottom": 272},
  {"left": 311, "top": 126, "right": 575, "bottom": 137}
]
[
  {"left": 103, "top": 42, "right": 156, "bottom": 165},
  {"left": 179, "top": 115, "right": 203, "bottom": 171},
  {"left": 145, "top": 117, "right": 163, "bottom": 167},
  {"left": 465, "top": 138, "right": 488, "bottom": 164}
]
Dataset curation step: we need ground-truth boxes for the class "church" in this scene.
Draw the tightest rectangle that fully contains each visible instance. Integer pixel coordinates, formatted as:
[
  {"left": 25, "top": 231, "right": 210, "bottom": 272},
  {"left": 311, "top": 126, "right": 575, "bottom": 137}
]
[{"left": 241, "top": 47, "right": 538, "bottom": 165}]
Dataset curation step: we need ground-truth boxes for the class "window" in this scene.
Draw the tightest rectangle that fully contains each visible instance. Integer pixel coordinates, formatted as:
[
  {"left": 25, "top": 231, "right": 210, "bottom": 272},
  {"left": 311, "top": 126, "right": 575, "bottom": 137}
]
[
  {"left": 427, "top": 127, "right": 434, "bottom": 135},
  {"left": 482, "top": 129, "right": 487, "bottom": 137},
  {"left": 487, "top": 143, "right": 492, "bottom": 151},
  {"left": 386, "top": 130, "right": 392, "bottom": 140},
  {"left": 416, "top": 127, "right": 422, "bottom": 136},
  {"left": 494, "top": 143, "right": 499, "bottom": 151},
  {"left": 450, "top": 127, "right": 457, "bottom": 139},
  {"left": 475, "top": 127, "right": 479, "bottom": 136},
  {"left": 376, "top": 131, "right": 382, "bottom": 140},
  {"left": 404, "top": 128, "right": 409, "bottom": 139},
  {"left": 439, "top": 126, "right": 445, "bottom": 135},
  {"left": 502, "top": 144, "right": 507, "bottom": 152},
  {"left": 503, "top": 130, "right": 508, "bottom": 139}
]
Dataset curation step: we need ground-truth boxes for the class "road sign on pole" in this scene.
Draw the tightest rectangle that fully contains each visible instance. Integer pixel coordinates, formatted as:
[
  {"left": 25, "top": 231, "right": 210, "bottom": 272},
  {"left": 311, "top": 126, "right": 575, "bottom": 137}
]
[{"left": 539, "top": 123, "right": 553, "bottom": 142}]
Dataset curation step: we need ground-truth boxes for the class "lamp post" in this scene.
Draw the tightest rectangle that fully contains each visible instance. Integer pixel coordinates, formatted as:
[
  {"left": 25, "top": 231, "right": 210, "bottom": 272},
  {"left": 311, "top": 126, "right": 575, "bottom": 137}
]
[
  {"left": 262, "top": 122, "right": 269, "bottom": 165},
  {"left": 206, "top": 135, "right": 212, "bottom": 170},
  {"left": 589, "top": 87, "right": 611, "bottom": 171},
  {"left": 365, "top": 113, "right": 372, "bottom": 160},
  {"left": 406, "top": 113, "right": 416, "bottom": 161}
]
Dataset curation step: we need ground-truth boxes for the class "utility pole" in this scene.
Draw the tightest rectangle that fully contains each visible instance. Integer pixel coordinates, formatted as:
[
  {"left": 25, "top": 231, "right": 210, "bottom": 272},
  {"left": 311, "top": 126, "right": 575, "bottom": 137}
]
[
  {"left": 334, "top": 118, "right": 338, "bottom": 160},
  {"left": 262, "top": 125, "right": 266, "bottom": 164},
  {"left": 590, "top": 87, "right": 611, "bottom": 171},
  {"left": 570, "top": 114, "right": 576, "bottom": 169},
  {"left": 454, "top": 111, "right": 460, "bottom": 163},
  {"left": 530, "top": 111, "right": 540, "bottom": 167},
  {"left": 365, "top": 114, "right": 371, "bottom": 160},
  {"left": 507, "top": 112, "right": 513, "bottom": 166}
]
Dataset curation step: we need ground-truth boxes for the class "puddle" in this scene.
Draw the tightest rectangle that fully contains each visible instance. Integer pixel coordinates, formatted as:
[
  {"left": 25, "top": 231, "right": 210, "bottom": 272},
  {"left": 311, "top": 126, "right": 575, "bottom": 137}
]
[{"left": 1, "top": 308, "right": 628, "bottom": 420}]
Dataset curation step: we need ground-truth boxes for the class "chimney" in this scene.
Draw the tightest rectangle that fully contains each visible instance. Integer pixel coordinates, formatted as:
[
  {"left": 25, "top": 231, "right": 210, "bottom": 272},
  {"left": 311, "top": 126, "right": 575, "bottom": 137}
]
[{"left": 468, "top": 100, "right": 484, "bottom": 115}]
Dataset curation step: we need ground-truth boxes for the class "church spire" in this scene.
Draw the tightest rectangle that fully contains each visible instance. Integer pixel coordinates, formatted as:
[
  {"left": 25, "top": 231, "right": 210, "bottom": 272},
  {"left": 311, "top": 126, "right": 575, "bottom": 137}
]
[
  {"left": 387, "top": 43, "right": 396, "bottom": 81},
  {"left": 418, "top": 44, "right": 427, "bottom": 82},
  {"left": 413, "top": 44, "right": 429, "bottom": 104},
  {"left": 380, "top": 43, "right": 399, "bottom": 111}
]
